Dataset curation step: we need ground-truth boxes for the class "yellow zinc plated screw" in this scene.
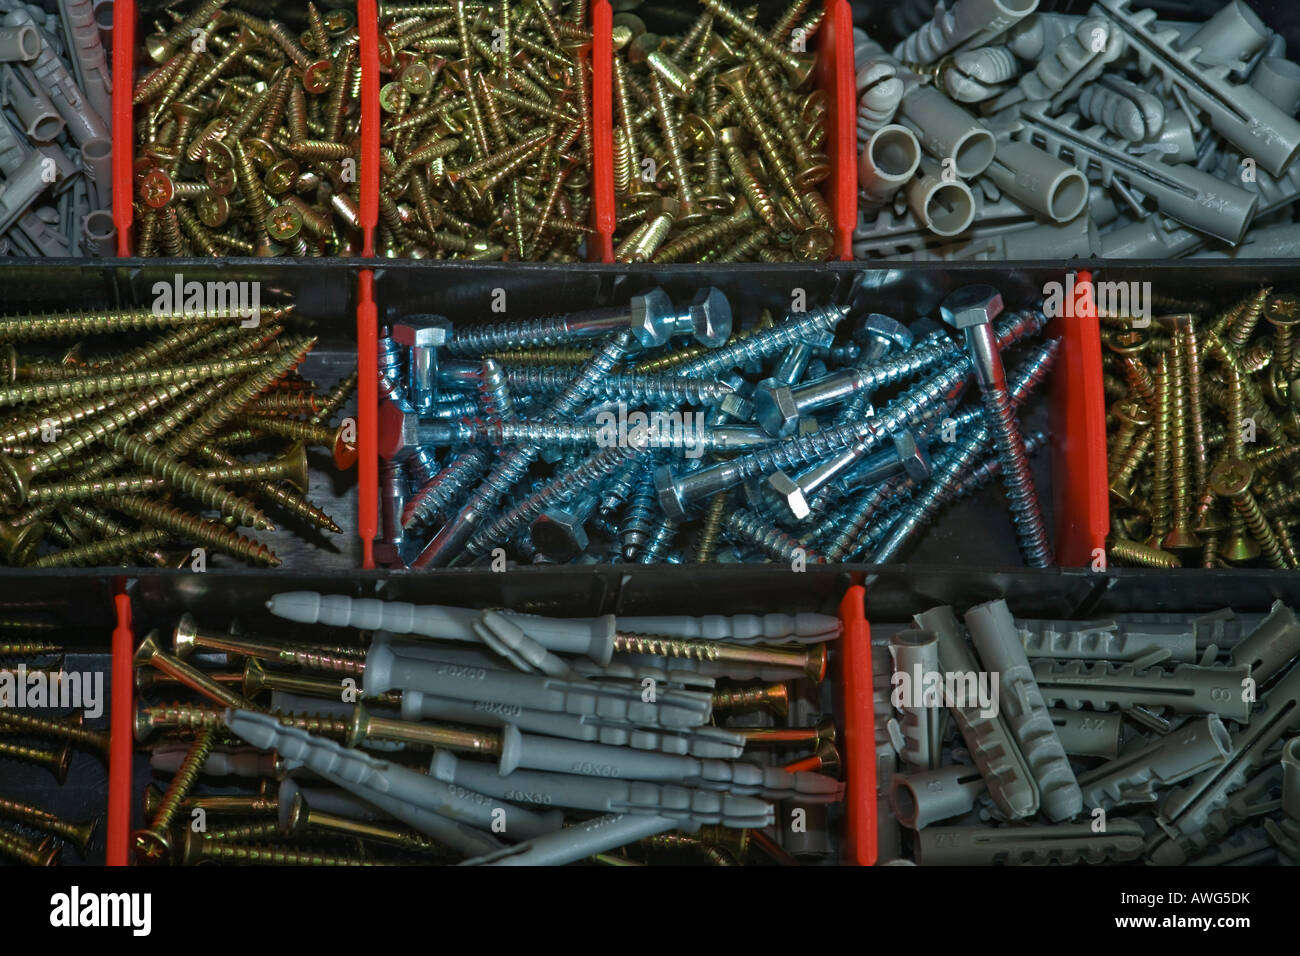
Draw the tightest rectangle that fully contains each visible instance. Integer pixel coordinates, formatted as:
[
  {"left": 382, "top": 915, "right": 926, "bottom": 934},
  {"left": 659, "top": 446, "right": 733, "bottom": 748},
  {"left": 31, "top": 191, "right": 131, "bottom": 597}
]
[
  {"left": 0, "top": 828, "right": 60, "bottom": 866},
  {"left": 0, "top": 710, "right": 108, "bottom": 756},
  {"left": 135, "top": 631, "right": 263, "bottom": 712},
  {"left": 30, "top": 529, "right": 172, "bottom": 568},
  {"left": 133, "top": 728, "right": 216, "bottom": 864},
  {"left": 0, "top": 304, "right": 289, "bottom": 341},
  {"left": 1108, "top": 537, "right": 1181, "bottom": 568},
  {"left": 0, "top": 798, "right": 97, "bottom": 854},
  {"left": 1212, "top": 459, "right": 1288, "bottom": 569},
  {"left": 113, "top": 497, "right": 281, "bottom": 567},
  {"left": 0, "top": 738, "right": 73, "bottom": 783},
  {"left": 181, "top": 830, "right": 385, "bottom": 866},
  {"left": 612, "top": 633, "right": 827, "bottom": 682},
  {"left": 173, "top": 613, "right": 363, "bottom": 676}
]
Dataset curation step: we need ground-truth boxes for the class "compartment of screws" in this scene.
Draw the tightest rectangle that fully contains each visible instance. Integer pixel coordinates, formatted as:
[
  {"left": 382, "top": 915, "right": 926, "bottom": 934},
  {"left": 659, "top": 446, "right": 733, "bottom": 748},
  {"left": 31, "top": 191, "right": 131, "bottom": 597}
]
[
  {"left": 0, "top": 262, "right": 360, "bottom": 570},
  {"left": 130, "top": 0, "right": 365, "bottom": 257},
  {"left": 0, "top": 577, "right": 114, "bottom": 866},
  {"left": 126, "top": 574, "right": 848, "bottom": 866},
  {"left": 373, "top": 264, "right": 1068, "bottom": 569}
]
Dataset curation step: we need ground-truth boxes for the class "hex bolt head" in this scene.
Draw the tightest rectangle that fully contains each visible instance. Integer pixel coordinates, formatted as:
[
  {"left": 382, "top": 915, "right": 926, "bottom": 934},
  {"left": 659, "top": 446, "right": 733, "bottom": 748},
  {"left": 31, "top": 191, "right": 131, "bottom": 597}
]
[
  {"left": 754, "top": 383, "right": 800, "bottom": 437},
  {"left": 531, "top": 508, "right": 591, "bottom": 562},
  {"left": 893, "top": 429, "right": 932, "bottom": 481},
  {"left": 855, "top": 313, "right": 914, "bottom": 365},
  {"left": 378, "top": 399, "right": 420, "bottom": 462},
  {"left": 941, "top": 284, "right": 1005, "bottom": 331},
  {"left": 766, "top": 470, "right": 810, "bottom": 521},
  {"left": 682, "top": 287, "right": 733, "bottom": 347},
  {"left": 630, "top": 288, "right": 676, "bottom": 348}
]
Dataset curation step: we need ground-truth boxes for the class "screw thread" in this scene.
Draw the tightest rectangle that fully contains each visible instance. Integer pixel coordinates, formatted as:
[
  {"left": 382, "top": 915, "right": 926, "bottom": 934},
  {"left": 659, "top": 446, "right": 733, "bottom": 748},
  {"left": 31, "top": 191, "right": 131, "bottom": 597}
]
[
  {"left": 1184, "top": 324, "right": 1208, "bottom": 495},
  {"left": 723, "top": 142, "right": 780, "bottom": 228},
  {"left": 478, "top": 359, "right": 515, "bottom": 422},
  {"left": 0, "top": 354, "right": 273, "bottom": 408},
  {"left": 114, "top": 497, "right": 280, "bottom": 567},
  {"left": 0, "top": 711, "right": 108, "bottom": 753},
  {"left": 613, "top": 633, "right": 721, "bottom": 662},
  {"left": 446, "top": 307, "right": 621, "bottom": 356},
  {"left": 636, "top": 516, "right": 680, "bottom": 563},
  {"left": 725, "top": 507, "right": 824, "bottom": 564},
  {"left": 982, "top": 383, "right": 1052, "bottom": 567},
  {"left": 1109, "top": 537, "right": 1180, "bottom": 569},
  {"left": 694, "top": 492, "right": 728, "bottom": 562},
  {"left": 195, "top": 841, "right": 380, "bottom": 865},
  {"left": 620, "top": 466, "right": 658, "bottom": 559},
  {"left": 712, "top": 683, "right": 786, "bottom": 715},
  {"left": 1149, "top": 355, "right": 1173, "bottom": 543},
  {"left": 674, "top": 306, "right": 846, "bottom": 378},
  {"left": 148, "top": 729, "right": 216, "bottom": 837},
  {"left": 104, "top": 433, "right": 273, "bottom": 530},
  {"left": 470, "top": 444, "right": 646, "bottom": 556},
  {"left": 0, "top": 796, "right": 92, "bottom": 849},
  {"left": 404, "top": 450, "right": 492, "bottom": 529},
  {"left": 821, "top": 477, "right": 906, "bottom": 561},
  {"left": 503, "top": 367, "right": 731, "bottom": 404},
  {"left": 195, "top": 443, "right": 341, "bottom": 535},
  {"left": 1226, "top": 287, "right": 1272, "bottom": 351},
  {"left": 30, "top": 529, "right": 170, "bottom": 568},
  {"left": 1231, "top": 490, "right": 1288, "bottom": 569},
  {"left": 0, "top": 642, "right": 61, "bottom": 656},
  {"left": 1167, "top": 335, "right": 1194, "bottom": 545},
  {"left": 0, "top": 738, "right": 64, "bottom": 773},
  {"left": 0, "top": 306, "right": 284, "bottom": 342},
  {"left": 0, "top": 828, "right": 55, "bottom": 866},
  {"left": 27, "top": 474, "right": 167, "bottom": 505}
]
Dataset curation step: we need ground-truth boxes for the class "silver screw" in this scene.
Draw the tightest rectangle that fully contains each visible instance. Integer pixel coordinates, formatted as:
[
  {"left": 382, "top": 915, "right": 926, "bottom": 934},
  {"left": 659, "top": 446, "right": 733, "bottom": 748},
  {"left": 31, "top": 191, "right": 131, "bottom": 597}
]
[{"left": 941, "top": 285, "right": 1053, "bottom": 567}]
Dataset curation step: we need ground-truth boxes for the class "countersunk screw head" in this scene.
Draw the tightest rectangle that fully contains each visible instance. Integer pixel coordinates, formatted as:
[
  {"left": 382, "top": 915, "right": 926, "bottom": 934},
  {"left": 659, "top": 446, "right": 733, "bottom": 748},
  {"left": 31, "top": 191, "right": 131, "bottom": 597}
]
[
  {"left": 196, "top": 193, "right": 230, "bottom": 227},
  {"left": 766, "top": 470, "right": 810, "bottom": 520},
  {"left": 205, "top": 140, "right": 235, "bottom": 173},
  {"left": 401, "top": 61, "right": 434, "bottom": 95},
  {"left": 265, "top": 159, "right": 300, "bottom": 194},
  {"left": 1112, "top": 398, "right": 1152, "bottom": 428},
  {"left": 1106, "top": 327, "right": 1150, "bottom": 356},
  {"left": 792, "top": 228, "right": 834, "bottom": 261},
  {"left": 681, "top": 113, "right": 715, "bottom": 149},
  {"left": 1266, "top": 293, "right": 1300, "bottom": 326},
  {"left": 173, "top": 613, "right": 198, "bottom": 658},
  {"left": 1210, "top": 459, "right": 1255, "bottom": 498},
  {"left": 266, "top": 205, "right": 303, "bottom": 240},
  {"left": 755, "top": 383, "right": 800, "bottom": 437},
  {"left": 302, "top": 60, "right": 334, "bottom": 93},
  {"left": 718, "top": 125, "right": 749, "bottom": 150},
  {"left": 941, "top": 284, "right": 1004, "bottom": 329},
  {"left": 140, "top": 169, "right": 175, "bottom": 209}
]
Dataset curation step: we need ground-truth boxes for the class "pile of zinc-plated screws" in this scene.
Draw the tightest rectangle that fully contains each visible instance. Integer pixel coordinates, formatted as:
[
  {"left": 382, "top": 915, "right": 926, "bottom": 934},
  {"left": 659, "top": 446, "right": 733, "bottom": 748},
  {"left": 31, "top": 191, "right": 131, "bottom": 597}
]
[
  {"left": 1103, "top": 291, "right": 1300, "bottom": 570},
  {"left": 130, "top": 594, "right": 843, "bottom": 865},
  {"left": 854, "top": 0, "right": 1300, "bottom": 260},
  {"left": 874, "top": 599, "right": 1300, "bottom": 865},
  {"left": 611, "top": 3, "right": 835, "bottom": 262},
  {"left": 376, "top": 282, "right": 1055, "bottom": 569},
  {"left": 0, "top": 636, "right": 105, "bottom": 866},
  {"left": 0, "top": 0, "right": 113, "bottom": 256},
  {"left": 376, "top": 1, "right": 595, "bottom": 261},
  {"left": 132, "top": 1, "right": 364, "bottom": 256},
  {"left": 0, "top": 303, "right": 358, "bottom": 568}
]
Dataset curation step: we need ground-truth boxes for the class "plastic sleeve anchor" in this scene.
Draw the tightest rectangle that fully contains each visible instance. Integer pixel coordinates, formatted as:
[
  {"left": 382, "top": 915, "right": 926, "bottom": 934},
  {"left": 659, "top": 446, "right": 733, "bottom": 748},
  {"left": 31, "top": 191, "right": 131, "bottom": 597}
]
[
  {"left": 1030, "top": 658, "right": 1253, "bottom": 721},
  {"left": 890, "top": 764, "right": 987, "bottom": 829},
  {"left": 888, "top": 628, "right": 942, "bottom": 769},
  {"left": 914, "top": 605, "right": 1040, "bottom": 820},
  {"left": 462, "top": 813, "right": 692, "bottom": 867},
  {"left": 1076, "top": 715, "right": 1231, "bottom": 811},
  {"left": 966, "top": 599, "right": 1082, "bottom": 821},
  {"left": 912, "top": 819, "right": 1145, "bottom": 865}
]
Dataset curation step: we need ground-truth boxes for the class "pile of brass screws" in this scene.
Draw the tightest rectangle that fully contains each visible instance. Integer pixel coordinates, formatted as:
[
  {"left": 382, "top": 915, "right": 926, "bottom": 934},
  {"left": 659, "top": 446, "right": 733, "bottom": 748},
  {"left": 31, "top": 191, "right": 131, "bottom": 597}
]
[
  {"left": 133, "top": 1, "right": 365, "bottom": 256},
  {"left": 0, "top": 304, "right": 358, "bottom": 569},
  {"left": 0, "top": 639, "right": 104, "bottom": 867},
  {"left": 376, "top": 0, "right": 595, "bottom": 261},
  {"left": 611, "top": 2, "right": 835, "bottom": 263},
  {"left": 1104, "top": 290, "right": 1300, "bottom": 569}
]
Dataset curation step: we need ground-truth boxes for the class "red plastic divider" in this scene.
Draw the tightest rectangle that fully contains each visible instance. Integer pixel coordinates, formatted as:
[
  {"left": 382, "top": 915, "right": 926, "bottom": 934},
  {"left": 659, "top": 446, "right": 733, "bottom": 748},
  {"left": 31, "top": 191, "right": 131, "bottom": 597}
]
[
  {"left": 111, "top": 0, "right": 136, "bottom": 255},
  {"left": 837, "top": 583, "right": 877, "bottom": 866},
  {"left": 357, "top": 0, "right": 380, "bottom": 258},
  {"left": 1049, "top": 269, "right": 1108, "bottom": 567},
  {"left": 819, "top": 0, "right": 856, "bottom": 261},
  {"left": 107, "top": 588, "right": 134, "bottom": 866},
  {"left": 589, "top": 0, "right": 615, "bottom": 262},
  {"left": 357, "top": 269, "right": 378, "bottom": 568}
]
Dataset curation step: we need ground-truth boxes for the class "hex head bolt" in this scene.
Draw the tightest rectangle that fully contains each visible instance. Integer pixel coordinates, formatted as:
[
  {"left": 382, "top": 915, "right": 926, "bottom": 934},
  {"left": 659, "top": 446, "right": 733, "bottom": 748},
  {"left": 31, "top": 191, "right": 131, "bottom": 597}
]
[
  {"left": 444, "top": 289, "right": 688, "bottom": 357},
  {"left": 132, "top": 728, "right": 215, "bottom": 864},
  {"left": 1212, "top": 459, "right": 1290, "bottom": 569},
  {"left": 942, "top": 285, "right": 1051, "bottom": 566},
  {"left": 135, "top": 630, "right": 261, "bottom": 713},
  {"left": 657, "top": 355, "right": 965, "bottom": 520},
  {"left": 0, "top": 737, "right": 73, "bottom": 783}
]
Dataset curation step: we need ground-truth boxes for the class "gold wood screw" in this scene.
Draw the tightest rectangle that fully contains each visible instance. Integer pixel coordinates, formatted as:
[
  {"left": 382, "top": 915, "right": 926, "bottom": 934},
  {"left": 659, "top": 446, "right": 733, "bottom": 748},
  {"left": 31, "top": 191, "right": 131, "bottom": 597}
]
[{"left": 133, "top": 729, "right": 216, "bottom": 864}]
